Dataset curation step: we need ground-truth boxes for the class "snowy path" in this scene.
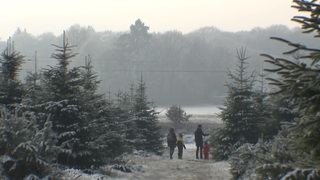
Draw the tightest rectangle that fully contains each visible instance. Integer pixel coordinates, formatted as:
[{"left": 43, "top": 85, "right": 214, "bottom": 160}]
[{"left": 121, "top": 144, "right": 232, "bottom": 180}]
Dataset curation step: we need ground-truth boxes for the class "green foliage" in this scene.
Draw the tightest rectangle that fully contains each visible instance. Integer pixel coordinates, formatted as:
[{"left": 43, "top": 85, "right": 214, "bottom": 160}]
[
  {"left": 229, "top": 1, "right": 320, "bottom": 179},
  {"left": 0, "top": 39, "right": 25, "bottom": 111},
  {"left": 165, "top": 105, "right": 191, "bottom": 124},
  {"left": 131, "top": 76, "right": 164, "bottom": 155},
  {"left": 113, "top": 90, "right": 138, "bottom": 153},
  {"left": 77, "top": 56, "right": 126, "bottom": 165},
  {"left": 281, "top": 168, "right": 320, "bottom": 180},
  {"left": 230, "top": 134, "right": 293, "bottom": 179},
  {"left": 0, "top": 109, "right": 59, "bottom": 179},
  {"left": 209, "top": 128, "right": 232, "bottom": 161},
  {"left": 34, "top": 33, "right": 124, "bottom": 168},
  {"left": 252, "top": 86, "right": 278, "bottom": 140},
  {"left": 212, "top": 48, "right": 261, "bottom": 160},
  {"left": 229, "top": 127, "right": 320, "bottom": 179},
  {"left": 123, "top": 18, "right": 151, "bottom": 52},
  {"left": 38, "top": 33, "right": 86, "bottom": 168},
  {"left": 262, "top": 0, "right": 320, "bottom": 165},
  {"left": 0, "top": 32, "right": 135, "bottom": 175},
  {"left": 115, "top": 18, "right": 151, "bottom": 62}
]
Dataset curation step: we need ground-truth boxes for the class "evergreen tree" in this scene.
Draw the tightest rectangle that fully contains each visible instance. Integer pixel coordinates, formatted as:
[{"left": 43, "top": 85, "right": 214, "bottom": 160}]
[
  {"left": 221, "top": 48, "right": 259, "bottom": 145},
  {"left": 117, "top": 18, "right": 151, "bottom": 54},
  {"left": 262, "top": 0, "right": 320, "bottom": 166},
  {"left": 209, "top": 128, "right": 232, "bottom": 161},
  {"left": 267, "top": 93, "right": 299, "bottom": 136},
  {"left": 165, "top": 104, "right": 191, "bottom": 124},
  {"left": 23, "top": 55, "right": 47, "bottom": 126},
  {"left": 131, "top": 75, "right": 163, "bottom": 154},
  {"left": 252, "top": 75, "right": 275, "bottom": 140},
  {"left": 212, "top": 48, "right": 259, "bottom": 159},
  {"left": 114, "top": 19, "right": 152, "bottom": 81},
  {"left": 79, "top": 55, "right": 125, "bottom": 164},
  {"left": 0, "top": 39, "right": 25, "bottom": 111},
  {"left": 114, "top": 90, "right": 137, "bottom": 152},
  {"left": 0, "top": 110, "right": 59, "bottom": 179},
  {"left": 227, "top": 1, "right": 320, "bottom": 179},
  {"left": 38, "top": 32, "right": 92, "bottom": 168}
]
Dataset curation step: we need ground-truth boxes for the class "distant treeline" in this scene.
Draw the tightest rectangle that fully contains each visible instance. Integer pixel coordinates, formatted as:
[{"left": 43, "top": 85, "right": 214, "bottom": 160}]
[{"left": 0, "top": 22, "right": 317, "bottom": 105}]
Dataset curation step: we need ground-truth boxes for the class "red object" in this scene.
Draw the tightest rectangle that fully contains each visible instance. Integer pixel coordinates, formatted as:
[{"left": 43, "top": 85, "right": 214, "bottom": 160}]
[{"left": 203, "top": 143, "right": 209, "bottom": 160}]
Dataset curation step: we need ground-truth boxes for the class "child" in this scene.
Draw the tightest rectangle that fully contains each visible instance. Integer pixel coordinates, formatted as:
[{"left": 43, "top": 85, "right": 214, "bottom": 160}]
[
  {"left": 176, "top": 133, "right": 186, "bottom": 159},
  {"left": 203, "top": 141, "right": 209, "bottom": 160}
]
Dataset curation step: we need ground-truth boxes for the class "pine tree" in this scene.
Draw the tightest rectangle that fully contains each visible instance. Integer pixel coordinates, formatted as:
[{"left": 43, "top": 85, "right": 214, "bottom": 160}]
[
  {"left": 79, "top": 55, "right": 125, "bottom": 164},
  {"left": 117, "top": 19, "right": 151, "bottom": 54},
  {"left": 262, "top": 0, "right": 320, "bottom": 166},
  {"left": 0, "top": 38, "right": 25, "bottom": 112},
  {"left": 37, "top": 32, "right": 92, "bottom": 168},
  {"left": 165, "top": 105, "right": 191, "bottom": 124},
  {"left": 267, "top": 93, "right": 298, "bottom": 137},
  {"left": 131, "top": 75, "right": 163, "bottom": 155},
  {"left": 246, "top": 1, "right": 320, "bottom": 178},
  {"left": 213, "top": 48, "right": 259, "bottom": 159},
  {"left": 114, "top": 19, "right": 151, "bottom": 81},
  {"left": 252, "top": 74, "right": 275, "bottom": 140},
  {"left": 0, "top": 110, "right": 59, "bottom": 179},
  {"left": 35, "top": 35, "right": 126, "bottom": 168},
  {"left": 114, "top": 90, "right": 137, "bottom": 152},
  {"left": 222, "top": 48, "right": 259, "bottom": 144}
]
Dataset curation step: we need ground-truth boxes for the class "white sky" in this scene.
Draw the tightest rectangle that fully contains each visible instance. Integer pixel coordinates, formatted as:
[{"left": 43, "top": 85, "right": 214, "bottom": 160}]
[{"left": 1, "top": 0, "right": 300, "bottom": 40}]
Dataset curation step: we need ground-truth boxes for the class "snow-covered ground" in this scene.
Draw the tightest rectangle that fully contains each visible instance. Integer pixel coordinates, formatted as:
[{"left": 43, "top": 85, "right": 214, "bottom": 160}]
[
  {"left": 62, "top": 106, "right": 230, "bottom": 179},
  {"left": 120, "top": 143, "right": 231, "bottom": 180},
  {"left": 63, "top": 143, "right": 231, "bottom": 179}
]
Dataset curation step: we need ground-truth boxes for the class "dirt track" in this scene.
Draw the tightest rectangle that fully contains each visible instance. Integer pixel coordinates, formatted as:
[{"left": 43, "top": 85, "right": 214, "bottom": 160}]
[{"left": 122, "top": 144, "right": 232, "bottom": 180}]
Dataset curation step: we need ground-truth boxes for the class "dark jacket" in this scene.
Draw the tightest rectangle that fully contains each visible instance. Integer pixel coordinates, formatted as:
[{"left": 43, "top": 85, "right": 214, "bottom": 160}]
[
  {"left": 167, "top": 132, "right": 177, "bottom": 148},
  {"left": 194, "top": 127, "right": 207, "bottom": 146}
]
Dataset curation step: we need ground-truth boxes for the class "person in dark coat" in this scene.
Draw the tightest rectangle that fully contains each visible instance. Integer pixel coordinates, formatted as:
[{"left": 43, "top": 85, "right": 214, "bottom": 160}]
[
  {"left": 167, "top": 127, "right": 177, "bottom": 159},
  {"left": 194, "top": 124, "right": 208, "bottom": 159}
]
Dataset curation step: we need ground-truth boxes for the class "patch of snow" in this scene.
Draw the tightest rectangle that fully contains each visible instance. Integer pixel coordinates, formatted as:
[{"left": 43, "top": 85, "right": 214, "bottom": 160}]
[{"left": 118, "top": 143, "right": 231, "bottom": 180}]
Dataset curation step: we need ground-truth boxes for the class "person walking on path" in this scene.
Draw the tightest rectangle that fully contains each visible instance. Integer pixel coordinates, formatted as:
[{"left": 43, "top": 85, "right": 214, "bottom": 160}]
[
  {"left": 194, "top": 124, "right": 209, "bottom": 159},
  {"left": 203, "top": 141, "right": 209, "bottom": 160},
  {"left": 167, "top": 127, "right": 177, "bottom": 159},
  {"left": 176, "top": 133, "right": 186, "bottom": 159}
]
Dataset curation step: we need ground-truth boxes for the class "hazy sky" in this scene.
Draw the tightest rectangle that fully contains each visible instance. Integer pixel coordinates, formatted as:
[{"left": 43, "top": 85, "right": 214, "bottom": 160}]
[{"left": 1, "top": 0, "right": 300, "bottom": 40}]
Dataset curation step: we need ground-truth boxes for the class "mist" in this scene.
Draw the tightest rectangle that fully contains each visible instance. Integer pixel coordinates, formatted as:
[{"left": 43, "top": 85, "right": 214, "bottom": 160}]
[{"left": 0, "top": 23, "right": 315, "bottom": 106}]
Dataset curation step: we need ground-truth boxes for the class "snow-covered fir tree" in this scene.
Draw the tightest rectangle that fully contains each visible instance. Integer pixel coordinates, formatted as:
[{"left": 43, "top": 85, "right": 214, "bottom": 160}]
[
  {"left": 131, "top": 75, "right": 163, "bottom": 155},
  {"left": 252, "top": 74, "right": 275, "bottom": 140},
  {"left": 0, "top": 110, "right": 59, "bottom": 179},
  {"left": 79, "top": 55, "right": 125, "bottom": 164},
  {"left": 267, "top": 93, "right": 298, "bottom": 137},
  {"left": 0, "top": 39, "right": 25, "bottom": 112},
  {"left": 260, "top": 0, "right": 320, "bottom": 175},
  {"left": 232, "top": 1, "right": 320, "bottom": 179},
  {"left": 113, "top": 89, "right": 137, "bottom": 152},
  {"left": 221, "top": 48, "right": 259, "bottom": 144},
  {"left": 35, "top": 32, "right": 96, "bottom": 168},
  {"left": 211, "top": 48, "right": 260, "bottom": 160},
  {"left": 40, "top": 32, "right": 83, "bottom": 167},
  {"left": 0, "top": 41, "right": 60, "bottom": 179}
]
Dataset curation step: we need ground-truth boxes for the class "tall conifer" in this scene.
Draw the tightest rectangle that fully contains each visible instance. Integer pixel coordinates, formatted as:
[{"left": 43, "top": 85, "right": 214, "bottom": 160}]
[
  {"left": 212, "top": 49, "right": 259, "bottom": 159},
  {"left": 39, "top": 32, "right": 90, "bottom": 168},
  {"left": 0, "top": 39, "right": 25, "bottom": 111},
  {"left": 132, "top": 75, "right": 163, "bottom": 154}
]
